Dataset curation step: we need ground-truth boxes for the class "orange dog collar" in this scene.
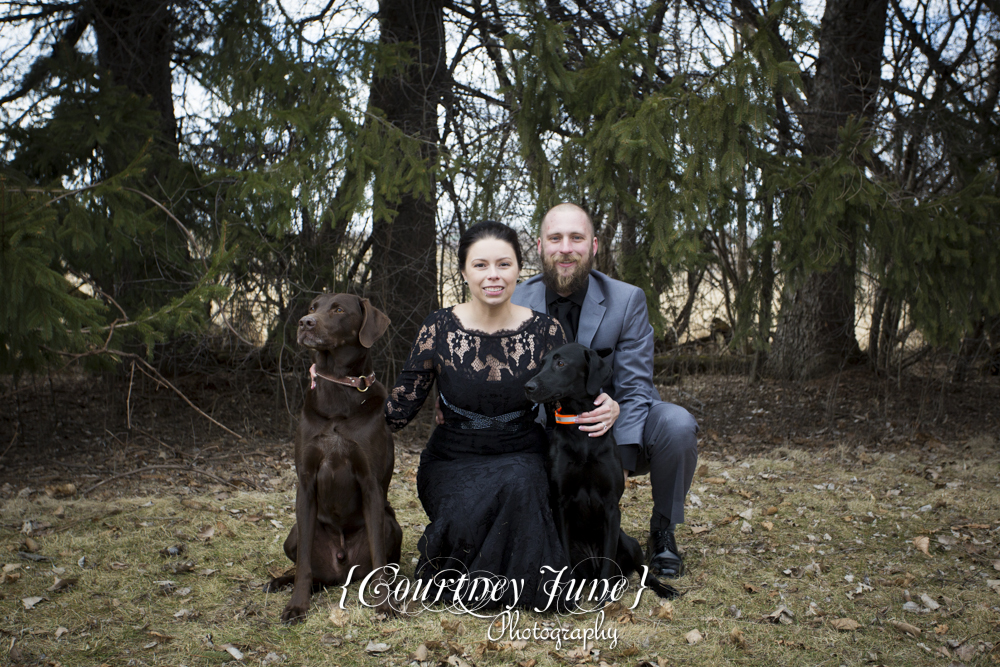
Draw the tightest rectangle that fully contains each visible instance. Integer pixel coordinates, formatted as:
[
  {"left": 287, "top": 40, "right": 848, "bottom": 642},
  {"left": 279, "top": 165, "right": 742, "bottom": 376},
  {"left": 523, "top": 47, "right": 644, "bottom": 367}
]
[{"left": 554, "top": 408, "right": 579, "bottom": 425}]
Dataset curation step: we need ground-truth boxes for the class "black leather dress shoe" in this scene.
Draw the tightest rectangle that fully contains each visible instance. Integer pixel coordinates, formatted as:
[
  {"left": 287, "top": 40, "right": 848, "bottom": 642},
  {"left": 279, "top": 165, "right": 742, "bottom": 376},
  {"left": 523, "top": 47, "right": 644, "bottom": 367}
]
[{"left": 648, "top": 528, "right": 685, "bottom": 579}]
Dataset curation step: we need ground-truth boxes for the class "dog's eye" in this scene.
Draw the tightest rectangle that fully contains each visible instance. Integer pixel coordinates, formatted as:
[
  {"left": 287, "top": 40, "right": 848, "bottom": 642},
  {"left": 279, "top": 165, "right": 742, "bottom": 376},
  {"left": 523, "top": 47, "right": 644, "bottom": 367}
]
[
  {"left": 555, "top": 359, "right": 565, "bottom": 368},
  {"left": 332, "top": 306, "right": 344, "bottom": 313}
]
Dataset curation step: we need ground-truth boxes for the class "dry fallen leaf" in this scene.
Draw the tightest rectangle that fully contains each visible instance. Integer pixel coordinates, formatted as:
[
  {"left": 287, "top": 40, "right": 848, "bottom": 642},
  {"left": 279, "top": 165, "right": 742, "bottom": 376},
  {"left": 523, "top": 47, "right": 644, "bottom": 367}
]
[
  {"left": 328, "top": 608, "right": 349, "bottom": 627},
  {"left": 684, "top": 628, "right": 703, "bottom": 644},
  {"left": 47, "top": 577, "right": 78, "bottom": 592},
  {"left": 413, "top": 644, "right": 429, "bottom": 661},
  {"left": 762, "top": 521, "right": 774, "bottom": 531},
  {"left": 729, "top": 627, "right": 748, "bottom": 649},
  {"left": 919, "top": 593, "right": 940, "bottom": 610},
  {"left": 441, "top": 618, "right": 465, "bottom": 635},
  {"left": 954, "top": 643, "right": 977, "bottom": 661},
  {"left": 365, "top": 641, "right": 391, "bottom": 653},
  {"left": 888, "top": 620, "right": 921, "bottom": 637},
  {"left": 704, "top": 477, "right": 727, "bottom": 485},
  {"left": 222, "top": 644, "right": 244, "bottom": 660},
  {"left": 987, "top": 580, "right": 1000, "bottom": 595},
  {"left": 764, "top": 605, "right": 794, "bottom": 624},
  {"left": 22, "top": 596, "right": 44, "bottom": 610},
  {"left": 829, "top": 617, "right": 861, "bottom": 631},
  {"left": 934, "top": 624, "right": 949, "bottom": 635},
  {"left": 913, "top": 535, "right": 931, "bottom": 557},
  {"left": 653, "top": 602, "right": 674, "bottom": 621},
  {"left": 55, "top": 626, "right": 69, "bottom": 638}
]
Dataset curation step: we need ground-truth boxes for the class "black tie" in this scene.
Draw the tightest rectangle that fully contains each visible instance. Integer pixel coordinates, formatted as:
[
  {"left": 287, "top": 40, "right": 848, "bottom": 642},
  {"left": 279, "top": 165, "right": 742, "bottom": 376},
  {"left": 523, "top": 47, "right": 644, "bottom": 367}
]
[{"left": 553, "top": 297, "right": 577, "bottom": 341}]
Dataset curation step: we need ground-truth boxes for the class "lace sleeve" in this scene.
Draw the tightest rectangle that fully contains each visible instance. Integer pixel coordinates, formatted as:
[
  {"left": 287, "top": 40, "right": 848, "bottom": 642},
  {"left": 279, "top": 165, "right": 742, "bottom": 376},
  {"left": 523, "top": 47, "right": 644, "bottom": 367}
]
[
  {"left": 546, "top": 317, "right": 568, "bottom": 353},
  {"left": 385, "top": 314, "right": 439, "bottom": 431}
]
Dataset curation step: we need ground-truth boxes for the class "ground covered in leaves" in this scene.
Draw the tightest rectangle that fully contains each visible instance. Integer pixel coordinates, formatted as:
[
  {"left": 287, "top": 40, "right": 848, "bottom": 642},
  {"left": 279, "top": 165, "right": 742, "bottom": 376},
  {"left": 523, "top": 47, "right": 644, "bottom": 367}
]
[{"left": 1, "top": 364, "right": 999, "bottom": 666}]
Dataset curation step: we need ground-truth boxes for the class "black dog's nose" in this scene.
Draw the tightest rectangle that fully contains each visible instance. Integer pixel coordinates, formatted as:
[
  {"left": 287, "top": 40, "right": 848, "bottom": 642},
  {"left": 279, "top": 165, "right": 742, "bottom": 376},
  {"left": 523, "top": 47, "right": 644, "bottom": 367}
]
[
  {"left": 524, "top": 379, "right": 538, "bottom": 395},
  {"left": 299, "top": 315, "right": 316, "bottom": 330}
]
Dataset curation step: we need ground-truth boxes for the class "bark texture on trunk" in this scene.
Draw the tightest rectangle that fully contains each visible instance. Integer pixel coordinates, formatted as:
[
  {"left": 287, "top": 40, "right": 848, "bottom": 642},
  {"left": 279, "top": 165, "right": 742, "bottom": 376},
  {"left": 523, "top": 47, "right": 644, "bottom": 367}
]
[
  {"left": 92, "top": 0, "right": 179, "bottom": 157},
  {"left": 366, "top": 0, "right": 446, "bottom": 381},
  {"left": 768, "top": 0, "right": 888, "bottom": 380}
]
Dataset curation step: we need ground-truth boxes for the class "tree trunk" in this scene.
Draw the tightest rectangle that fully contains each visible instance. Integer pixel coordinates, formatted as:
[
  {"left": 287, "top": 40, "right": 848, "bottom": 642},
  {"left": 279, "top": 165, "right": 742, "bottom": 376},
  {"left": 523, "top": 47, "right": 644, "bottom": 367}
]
[
  {"left": 92, "top": 0, "right": 179, "bottom": 159},
  {"left": 768, "top": 0, "right": 888, "bottom": 380},
  {"left": 89, "top": 0, "right": 189, "bottom": 314},
  {"left": 366, "top": 0, "right": 446, "bottom": 381}
]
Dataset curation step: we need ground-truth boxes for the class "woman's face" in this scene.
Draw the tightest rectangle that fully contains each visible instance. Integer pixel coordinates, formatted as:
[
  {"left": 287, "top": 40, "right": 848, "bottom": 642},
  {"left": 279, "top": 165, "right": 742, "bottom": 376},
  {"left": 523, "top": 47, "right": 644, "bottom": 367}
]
[{"left": 462, "top": 237, "right": 520, "bottom": 308}]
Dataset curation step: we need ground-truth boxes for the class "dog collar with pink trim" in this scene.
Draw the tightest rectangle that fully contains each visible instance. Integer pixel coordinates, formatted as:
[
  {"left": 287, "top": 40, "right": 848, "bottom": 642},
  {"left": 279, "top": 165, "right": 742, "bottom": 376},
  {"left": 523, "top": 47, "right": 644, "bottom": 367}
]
[{"left": 309, "top": 364, "right": 376, "bottom": 392}]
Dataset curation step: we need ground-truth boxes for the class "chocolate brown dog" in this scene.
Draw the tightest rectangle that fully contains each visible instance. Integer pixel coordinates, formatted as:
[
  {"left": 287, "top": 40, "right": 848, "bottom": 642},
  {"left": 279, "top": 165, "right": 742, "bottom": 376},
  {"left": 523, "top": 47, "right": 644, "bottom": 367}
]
[{"left": 266, "top": 293, "right": 402, "bottom": 623}]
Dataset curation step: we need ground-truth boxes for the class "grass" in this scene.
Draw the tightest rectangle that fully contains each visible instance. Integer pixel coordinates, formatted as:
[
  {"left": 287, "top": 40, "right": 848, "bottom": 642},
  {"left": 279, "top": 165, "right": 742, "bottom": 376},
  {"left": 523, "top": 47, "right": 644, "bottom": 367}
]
[{"left": 2, "top": 435, "right": 999, "bottom": 666}]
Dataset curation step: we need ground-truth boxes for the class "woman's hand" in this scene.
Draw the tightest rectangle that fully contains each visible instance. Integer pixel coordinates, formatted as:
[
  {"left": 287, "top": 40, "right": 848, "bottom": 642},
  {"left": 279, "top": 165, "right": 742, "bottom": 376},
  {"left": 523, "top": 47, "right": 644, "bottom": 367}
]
[{"left": 576, "top": 393, "right": 620, "bottom": 438}]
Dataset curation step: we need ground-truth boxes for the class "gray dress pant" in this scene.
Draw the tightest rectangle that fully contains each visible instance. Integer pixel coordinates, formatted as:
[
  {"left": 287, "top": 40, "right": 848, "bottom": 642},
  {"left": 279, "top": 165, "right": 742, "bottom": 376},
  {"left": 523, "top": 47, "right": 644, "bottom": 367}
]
[{"left": 628, "top": 401, "right": 699, "bottom": 528}]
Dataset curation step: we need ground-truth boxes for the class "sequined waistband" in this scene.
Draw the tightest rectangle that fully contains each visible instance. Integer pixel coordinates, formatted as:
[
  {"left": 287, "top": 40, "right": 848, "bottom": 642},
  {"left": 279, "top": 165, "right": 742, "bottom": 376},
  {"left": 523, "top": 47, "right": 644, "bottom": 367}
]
[{"left": 439, "top": 393, "right": 533, "bottom": 432}]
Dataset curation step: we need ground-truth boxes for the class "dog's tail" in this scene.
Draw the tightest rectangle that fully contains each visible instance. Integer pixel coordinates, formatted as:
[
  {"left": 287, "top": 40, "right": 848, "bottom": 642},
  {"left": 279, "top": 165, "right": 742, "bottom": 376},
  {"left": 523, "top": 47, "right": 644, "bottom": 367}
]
[{"left": 644, "top": 571, "right": 680, "bottom": 599}]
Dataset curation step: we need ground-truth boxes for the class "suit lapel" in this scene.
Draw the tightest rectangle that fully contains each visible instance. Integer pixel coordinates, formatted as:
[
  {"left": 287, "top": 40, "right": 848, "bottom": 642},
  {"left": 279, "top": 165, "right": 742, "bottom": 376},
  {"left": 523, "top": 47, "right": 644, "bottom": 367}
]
[
  {"left": 577, "top": 274, "right": 605, "bottom": 348},
  {"left": 522, "top": 278, "right": 548, "bottom": 314}
]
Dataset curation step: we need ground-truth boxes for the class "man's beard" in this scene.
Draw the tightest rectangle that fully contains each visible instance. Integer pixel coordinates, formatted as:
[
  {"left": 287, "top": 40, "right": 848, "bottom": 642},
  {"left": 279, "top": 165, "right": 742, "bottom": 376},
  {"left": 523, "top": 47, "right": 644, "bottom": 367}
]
[{"left": 542, "top": 251, "right": 593, "bottom": 295}]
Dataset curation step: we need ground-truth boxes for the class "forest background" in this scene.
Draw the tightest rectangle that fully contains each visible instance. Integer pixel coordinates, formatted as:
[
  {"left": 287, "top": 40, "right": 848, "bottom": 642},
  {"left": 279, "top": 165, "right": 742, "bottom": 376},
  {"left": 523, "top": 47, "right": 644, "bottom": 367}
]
[
  {"left": 2, "top": 0, "right": 999, "bottom": 390},
  {"left": 2, "top": 2, "right": 1000, "bottom": 666}
]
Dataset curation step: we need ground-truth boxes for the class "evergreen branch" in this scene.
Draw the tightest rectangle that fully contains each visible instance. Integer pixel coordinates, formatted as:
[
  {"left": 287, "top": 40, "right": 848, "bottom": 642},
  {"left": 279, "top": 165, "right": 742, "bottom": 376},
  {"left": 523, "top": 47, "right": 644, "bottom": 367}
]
[{"left": 120, "top": 186, "right": 207, "bottom": 271}]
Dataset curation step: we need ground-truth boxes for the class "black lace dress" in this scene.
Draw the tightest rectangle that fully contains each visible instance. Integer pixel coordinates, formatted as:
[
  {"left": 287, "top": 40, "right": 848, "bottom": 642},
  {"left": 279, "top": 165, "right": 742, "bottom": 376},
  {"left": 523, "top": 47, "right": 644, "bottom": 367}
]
[{"left": 386, "top": 308, "right": 569, "bottom": 610}]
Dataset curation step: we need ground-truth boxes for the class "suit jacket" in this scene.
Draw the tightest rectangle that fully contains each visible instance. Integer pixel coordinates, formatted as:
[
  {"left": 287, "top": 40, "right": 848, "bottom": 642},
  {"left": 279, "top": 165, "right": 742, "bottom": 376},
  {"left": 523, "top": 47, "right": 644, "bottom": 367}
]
[{"left": 513, "top": 270, "right": 660, "bottom": 458}]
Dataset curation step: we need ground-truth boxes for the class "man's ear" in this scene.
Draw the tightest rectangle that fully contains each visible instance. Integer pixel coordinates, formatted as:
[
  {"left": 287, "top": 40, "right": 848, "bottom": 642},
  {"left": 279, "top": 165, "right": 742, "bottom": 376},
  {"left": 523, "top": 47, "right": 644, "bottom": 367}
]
[
  {"left": 358, "top": 298, "right": 391, "bottom": 348},
  {"left": 585, "top": 347, "right": 612, "bottom": 396}
]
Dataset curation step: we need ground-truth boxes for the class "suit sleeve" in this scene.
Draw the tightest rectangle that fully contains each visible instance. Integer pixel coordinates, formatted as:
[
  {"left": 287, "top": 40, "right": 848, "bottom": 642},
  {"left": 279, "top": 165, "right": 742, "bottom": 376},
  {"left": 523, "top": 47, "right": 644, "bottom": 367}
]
[{"left": 611, "top": 287, "right": 657, "bottom": 470}]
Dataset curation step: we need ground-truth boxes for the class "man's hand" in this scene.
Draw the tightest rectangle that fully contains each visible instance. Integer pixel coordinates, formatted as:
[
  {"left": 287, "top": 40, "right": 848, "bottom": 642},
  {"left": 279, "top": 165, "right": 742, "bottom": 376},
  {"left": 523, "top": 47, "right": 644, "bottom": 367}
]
[
  {"left": 576, "top": 392, "right": 620, "bottom": 438},
  {"left": 434, "top": 396, "right": 444, "bottom": 425}
]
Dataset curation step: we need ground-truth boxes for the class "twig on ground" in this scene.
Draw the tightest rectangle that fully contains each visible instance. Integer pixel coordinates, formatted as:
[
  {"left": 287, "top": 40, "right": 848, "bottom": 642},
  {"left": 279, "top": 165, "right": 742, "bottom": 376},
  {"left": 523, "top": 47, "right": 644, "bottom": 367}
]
[
  {"left": 81, "top": 464, "right": 238, "bottom": 496},
  {"left": 41, "top": 345, "right": 244, "bottom": 440},
  {"left": 0, "top": 426, "right": 18, "bottom": 461}
]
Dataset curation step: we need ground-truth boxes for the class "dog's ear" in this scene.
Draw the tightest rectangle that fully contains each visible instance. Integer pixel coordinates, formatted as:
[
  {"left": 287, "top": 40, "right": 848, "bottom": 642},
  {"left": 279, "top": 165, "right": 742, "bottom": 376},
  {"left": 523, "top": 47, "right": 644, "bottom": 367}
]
[
  {"left": 585, "top": 347, "right": 614, "bottom": 396},
  {"left": 358, "top": 298, "right": 391, "bottom": 348}
]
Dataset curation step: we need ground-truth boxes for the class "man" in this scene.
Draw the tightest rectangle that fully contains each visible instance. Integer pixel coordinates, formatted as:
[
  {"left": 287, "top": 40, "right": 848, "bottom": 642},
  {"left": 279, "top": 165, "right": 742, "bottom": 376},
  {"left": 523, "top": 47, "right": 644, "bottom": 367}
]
[{"left": 512, "top": 202, "right": 699, "bottom": 578}]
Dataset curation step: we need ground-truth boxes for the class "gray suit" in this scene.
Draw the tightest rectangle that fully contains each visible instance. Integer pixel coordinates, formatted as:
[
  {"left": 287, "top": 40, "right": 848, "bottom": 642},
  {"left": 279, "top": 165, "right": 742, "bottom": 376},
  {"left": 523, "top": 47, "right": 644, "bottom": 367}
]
[{"left": 513, "top": 270, "right": 698, "bottom": 528}]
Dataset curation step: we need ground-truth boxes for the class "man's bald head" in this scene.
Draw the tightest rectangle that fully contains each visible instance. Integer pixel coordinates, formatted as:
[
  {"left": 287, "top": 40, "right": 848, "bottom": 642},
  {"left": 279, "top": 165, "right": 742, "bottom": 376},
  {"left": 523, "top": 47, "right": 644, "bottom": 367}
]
[{"left": 540, "top": 203, "right": 595, "bottom": 239}]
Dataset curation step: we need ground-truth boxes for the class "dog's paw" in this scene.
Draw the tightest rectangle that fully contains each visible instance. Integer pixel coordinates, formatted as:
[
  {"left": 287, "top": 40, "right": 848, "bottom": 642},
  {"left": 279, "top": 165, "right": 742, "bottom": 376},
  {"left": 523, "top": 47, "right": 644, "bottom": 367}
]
[
  {"left": 280, "top": 601, "right": 309, "bottom": 624},
  {"left": 374, "top": 601, "right": 399, "bottom": 619},
  {"left": 264, "top": 576, "right": 293, "bottom": 593}
]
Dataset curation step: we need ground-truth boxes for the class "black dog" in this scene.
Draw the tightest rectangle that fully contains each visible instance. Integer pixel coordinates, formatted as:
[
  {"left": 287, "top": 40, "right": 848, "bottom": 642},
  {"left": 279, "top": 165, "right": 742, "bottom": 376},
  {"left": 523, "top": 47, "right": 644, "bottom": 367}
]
[{"left": 525, "top": 343, "right": 678, "bottom": 600}]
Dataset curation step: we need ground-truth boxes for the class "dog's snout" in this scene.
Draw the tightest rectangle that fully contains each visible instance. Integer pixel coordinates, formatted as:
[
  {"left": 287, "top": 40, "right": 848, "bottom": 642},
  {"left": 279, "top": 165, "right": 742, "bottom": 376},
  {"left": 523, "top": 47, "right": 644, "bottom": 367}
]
[
  {"left": 299, "top": 315, "right": 316, "bottom": 330},
  {"left": 524, "top": 378, "right": 538, "bottom": 395}
]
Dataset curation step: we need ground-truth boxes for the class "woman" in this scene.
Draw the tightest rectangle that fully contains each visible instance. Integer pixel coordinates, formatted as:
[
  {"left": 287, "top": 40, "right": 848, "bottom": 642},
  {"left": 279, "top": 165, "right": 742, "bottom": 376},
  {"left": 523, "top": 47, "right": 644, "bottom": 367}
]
[{"left": 385, "top": 221, "right": 617, "bottom": 611}]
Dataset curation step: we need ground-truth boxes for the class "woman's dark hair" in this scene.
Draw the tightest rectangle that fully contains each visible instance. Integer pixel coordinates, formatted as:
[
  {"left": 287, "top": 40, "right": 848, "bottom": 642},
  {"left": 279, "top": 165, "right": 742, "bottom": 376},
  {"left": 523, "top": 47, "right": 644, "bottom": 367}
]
[{"left": 457, "top": 220, "right": 523, "bottom": 270}]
